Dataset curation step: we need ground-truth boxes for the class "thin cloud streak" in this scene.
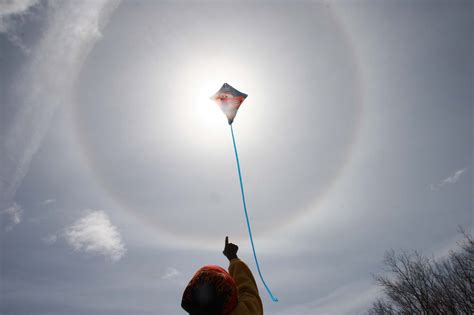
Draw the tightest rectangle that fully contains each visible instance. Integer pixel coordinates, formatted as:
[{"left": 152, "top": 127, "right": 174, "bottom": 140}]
[
  {"left": 430, "top": 168, "right": 468, "bottom": 191},
  {"left": 0, "top": 0, "right": 39, "bottom": 32},
  {"left": 274, "top": 281, "right": 379, "bottom": 315},
  {"left": 41, "top": 198, "right": 56, "bottom": 206},
  {"left": 42, "top": 234, "right": 57, "bottom": 245},
  {"left": 162, "top": 267, "right": 181, "bottom": 280},
  {"left": 0, "top": 0, "right": 119, "bottom": 211},
  {"left": 1, "top": 202, "right": 23, "bottom": 231}
]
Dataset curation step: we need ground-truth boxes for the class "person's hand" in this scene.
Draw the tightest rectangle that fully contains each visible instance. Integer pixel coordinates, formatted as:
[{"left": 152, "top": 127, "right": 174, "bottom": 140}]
[{"left": 223, "top": 236, "right": 238, "bottom": 261}]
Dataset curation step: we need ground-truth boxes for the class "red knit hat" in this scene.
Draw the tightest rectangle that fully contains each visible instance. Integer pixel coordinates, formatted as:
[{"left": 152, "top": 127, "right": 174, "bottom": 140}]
[{"left": 181, "top": 265, "right": 238, "bottom": 315}]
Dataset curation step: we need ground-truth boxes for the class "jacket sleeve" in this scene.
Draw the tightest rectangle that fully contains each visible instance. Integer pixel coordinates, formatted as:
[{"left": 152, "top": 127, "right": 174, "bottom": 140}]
[{"left": 228, "top": 258, "right": 263, "bottom": 315}]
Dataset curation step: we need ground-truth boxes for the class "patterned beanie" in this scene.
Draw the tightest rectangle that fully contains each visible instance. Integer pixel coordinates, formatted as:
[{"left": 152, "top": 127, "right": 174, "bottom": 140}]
[{"left": 181, "top": 265, "right": 238, "bottom": 315}]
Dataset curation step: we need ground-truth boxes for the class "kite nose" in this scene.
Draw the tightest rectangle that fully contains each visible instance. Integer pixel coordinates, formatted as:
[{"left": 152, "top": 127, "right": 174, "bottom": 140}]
[{"left": 228, "top": 117, "right": 233, "bottom": 125}]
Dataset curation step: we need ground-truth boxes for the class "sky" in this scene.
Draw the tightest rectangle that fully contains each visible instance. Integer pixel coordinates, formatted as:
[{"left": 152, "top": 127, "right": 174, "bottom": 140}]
[{"left": 0, "top": 1, "right": 472, "bottom": 314}]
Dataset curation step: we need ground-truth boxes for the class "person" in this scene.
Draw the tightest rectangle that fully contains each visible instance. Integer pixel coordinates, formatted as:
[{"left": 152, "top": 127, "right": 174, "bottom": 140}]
[{"left": 181, "top": 236, "right": 263, "bottom": 315}]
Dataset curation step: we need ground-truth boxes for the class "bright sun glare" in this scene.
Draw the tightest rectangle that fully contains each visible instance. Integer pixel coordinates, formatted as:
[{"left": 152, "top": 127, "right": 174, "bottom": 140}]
[{"left": 169, "top": 55, "right": 263, "bottom": 151}]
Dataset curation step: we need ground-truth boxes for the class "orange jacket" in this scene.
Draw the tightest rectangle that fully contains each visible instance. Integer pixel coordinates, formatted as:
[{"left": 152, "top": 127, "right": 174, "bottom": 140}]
[{"left": 228, "top": 259, "right": 263, "bottom": 315}]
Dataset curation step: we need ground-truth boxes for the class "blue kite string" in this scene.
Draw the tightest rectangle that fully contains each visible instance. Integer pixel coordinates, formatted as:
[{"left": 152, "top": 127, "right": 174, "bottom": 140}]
[{"left": 230, "top": 124, "right": 279, "bottom": 302}]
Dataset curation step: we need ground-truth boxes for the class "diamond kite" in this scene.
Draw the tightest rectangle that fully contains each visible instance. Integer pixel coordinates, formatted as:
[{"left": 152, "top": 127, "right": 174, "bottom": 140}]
[{"left": 210, "top": 83, "right": 248, "bottom": 125}]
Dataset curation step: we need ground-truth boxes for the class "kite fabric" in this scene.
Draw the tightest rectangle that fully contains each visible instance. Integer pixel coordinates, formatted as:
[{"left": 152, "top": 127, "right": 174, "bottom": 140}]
[
  {"left": 210, "top": 83, "right": 248, "bottom": 125},
  {"left": 210, "top": 83, "right": 279, "bottom": 302}
]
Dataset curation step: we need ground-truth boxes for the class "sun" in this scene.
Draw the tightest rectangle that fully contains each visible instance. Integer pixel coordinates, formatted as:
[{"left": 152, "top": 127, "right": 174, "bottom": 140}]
[
  {"left": 190, "top": 78, "right": 227, "bottom": 131},
  {"left": 168, "top": 53, "right": 263, "bottom": 152}
]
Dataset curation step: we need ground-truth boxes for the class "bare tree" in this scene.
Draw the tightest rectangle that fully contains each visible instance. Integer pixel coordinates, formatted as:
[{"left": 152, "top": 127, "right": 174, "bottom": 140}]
[{"left": 368, "top": 229, "right": 473, "bottom": 314}]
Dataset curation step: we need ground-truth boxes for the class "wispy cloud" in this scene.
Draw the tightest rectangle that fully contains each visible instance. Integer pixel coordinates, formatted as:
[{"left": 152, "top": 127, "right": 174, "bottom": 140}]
[
  {"left": 162, "top": 267, "right": 181, "bottom": 280},
  {"left": 1, "top": 202, "right": 23, "bottom": 231},
  {"left": 0, "top": 0, "right": 119, "bottom": 212},
  {"left": 64, "top": 210, "right": 126, "bottom": 262},
  {"left": 430, "top": 168, "right": 468, "bottom": 191},
  {"left": 274, "top": 281, "right": 379, "bottom": 315},
  {"left": 42, "top": 234, "right": 57, "bottom": 245},
  {"left": 41, "top": 198, "right": 56, "bottom": 206},
  {"left": 0, "top": 0, "right": 39, "bottom": 54},
  {"left": 0, "top": 0, "right": 39, "bottom": 33}
]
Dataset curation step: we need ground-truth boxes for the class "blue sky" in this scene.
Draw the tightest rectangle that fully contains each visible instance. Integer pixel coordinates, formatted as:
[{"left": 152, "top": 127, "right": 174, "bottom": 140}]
[{"left": 1, "top": 1, "right": 472, "bottom": 314}]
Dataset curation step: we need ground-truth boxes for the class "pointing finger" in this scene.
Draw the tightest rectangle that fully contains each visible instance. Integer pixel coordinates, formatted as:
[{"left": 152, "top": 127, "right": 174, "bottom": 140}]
[{"left": 225, "top": 236, "right": 229, "bottom": 246}]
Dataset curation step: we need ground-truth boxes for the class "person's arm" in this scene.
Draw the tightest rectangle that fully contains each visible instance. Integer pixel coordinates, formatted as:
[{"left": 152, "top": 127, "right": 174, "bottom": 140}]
[{"left": 223, "top": 237, "right": 263, "bottom": 315}]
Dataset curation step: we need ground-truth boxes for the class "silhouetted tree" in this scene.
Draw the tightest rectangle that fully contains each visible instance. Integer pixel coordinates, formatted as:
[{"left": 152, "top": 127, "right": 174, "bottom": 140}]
[{"left": 368, "top": 229, "right": 473, "bottom": 314}]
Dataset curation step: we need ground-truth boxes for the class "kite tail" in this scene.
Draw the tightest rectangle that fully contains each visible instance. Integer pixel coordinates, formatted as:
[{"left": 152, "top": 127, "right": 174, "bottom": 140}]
[{"left": 230, "top": 124, "right": 279, "bottom": 302}]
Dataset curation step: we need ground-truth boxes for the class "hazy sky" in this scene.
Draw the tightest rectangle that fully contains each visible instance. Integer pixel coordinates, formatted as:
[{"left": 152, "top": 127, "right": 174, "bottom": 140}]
[{"left": 1, "top": 1, "right": 472, "bottom": 314}]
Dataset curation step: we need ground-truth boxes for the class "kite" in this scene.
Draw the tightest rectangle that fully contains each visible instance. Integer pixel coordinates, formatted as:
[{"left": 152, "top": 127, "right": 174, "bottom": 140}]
[{"left": 210, "top": 83, "right": 279, "bottom": 302}]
